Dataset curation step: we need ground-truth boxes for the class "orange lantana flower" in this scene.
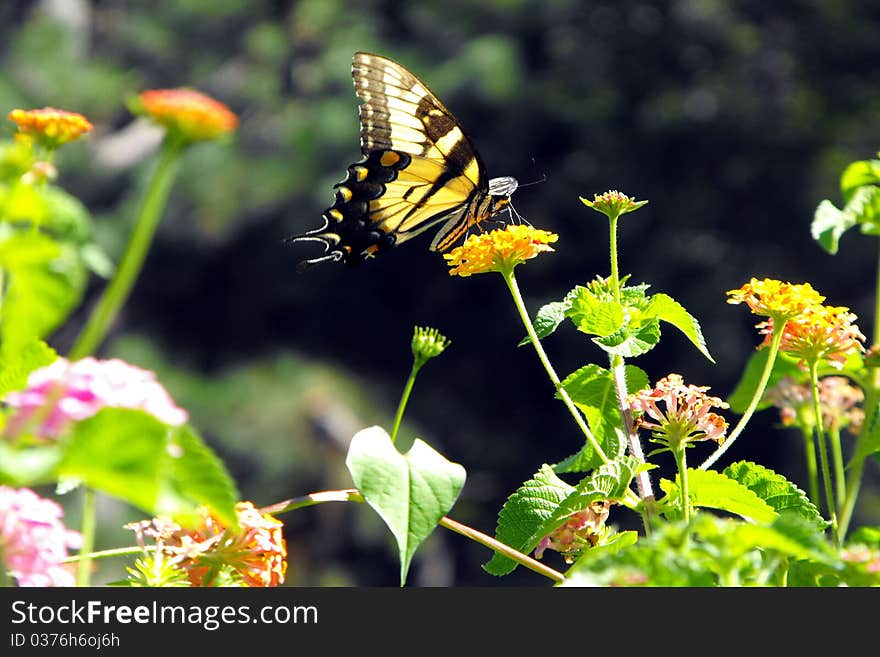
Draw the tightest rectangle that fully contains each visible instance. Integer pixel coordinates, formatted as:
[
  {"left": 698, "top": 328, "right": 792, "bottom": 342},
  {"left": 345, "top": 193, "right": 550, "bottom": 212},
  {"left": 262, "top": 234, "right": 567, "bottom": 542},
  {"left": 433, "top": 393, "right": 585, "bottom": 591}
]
[
  {"left": 128, "top": 501, "right": 287, "bottom": 587},
  {"left": 133, "top": 88, "right": 238, "bottom": 143},
  {"left": 8, "top": 107, "right": 93, "bottom": 149},
  {"left": 444, "top": 225, "right": 557, "bottom": 277},
  {"left": 757, "top": 304, "right": 866, "bottom": 370}
]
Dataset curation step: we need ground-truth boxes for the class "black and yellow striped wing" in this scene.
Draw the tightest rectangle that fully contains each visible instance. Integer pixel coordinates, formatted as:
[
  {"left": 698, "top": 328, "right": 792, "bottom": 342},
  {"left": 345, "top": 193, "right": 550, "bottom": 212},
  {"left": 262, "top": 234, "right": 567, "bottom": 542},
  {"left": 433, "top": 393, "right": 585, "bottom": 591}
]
[{"left": 290, "top": 51, "right": 517, "bottom": 269}]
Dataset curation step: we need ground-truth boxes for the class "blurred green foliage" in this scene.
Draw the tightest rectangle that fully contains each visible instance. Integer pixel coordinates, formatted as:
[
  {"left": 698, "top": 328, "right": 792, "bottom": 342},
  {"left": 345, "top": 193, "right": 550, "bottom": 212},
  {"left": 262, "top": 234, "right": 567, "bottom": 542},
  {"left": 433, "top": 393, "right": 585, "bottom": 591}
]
[{"left": 2, "top": 0, "right": 879, "bottom": 585}]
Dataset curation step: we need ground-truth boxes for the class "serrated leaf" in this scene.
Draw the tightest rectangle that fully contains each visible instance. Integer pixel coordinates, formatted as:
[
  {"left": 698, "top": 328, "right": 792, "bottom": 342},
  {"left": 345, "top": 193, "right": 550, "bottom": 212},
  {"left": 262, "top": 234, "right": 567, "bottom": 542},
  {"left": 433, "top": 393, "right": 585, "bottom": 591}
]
[
  {"left": 732, "top": 512, "right": 837, "bottom": 566},
  {"left": 568, "top": 297, "right": 625, "bottom": 337},
  {"left": 486, "top": 458, "right": 638, "bottom": 576},
  {"left": 841, "top": 159, "right": 880, "bottom": 201},
  {"left": 554, "top": 365, "right": 649, "bottom": 473},
  {"left": 723, "top": 461, "right": 826, "bottom": 530},
  {"left": 0, "top": 339, "right": 57, "bottom": 397},
  {"left": 660, "top": 468, "right": 778, "bottom": 523},
  {"left": 345, "top": 426, "right": 466, "bottom": 586},
  {"left": 519, "top": 300, "right": 570, "bottom": 346},
  {"left": 58, "top": 408, "right": 238, "bottom": 525},
  {"left": 592, "top": 317, "right": 661, "bottom": 358},
  {"left": 726, "top": 349, "right": 804, "bottom": 413},
  {"left": 811, "top": 199, "right": 853, "bottom": 255},
  {"left": 483, "top": 465, "right": 574, "bottom": 576},
  {"left": 645, "top": 293, "right": 714, "bottom": 362}
]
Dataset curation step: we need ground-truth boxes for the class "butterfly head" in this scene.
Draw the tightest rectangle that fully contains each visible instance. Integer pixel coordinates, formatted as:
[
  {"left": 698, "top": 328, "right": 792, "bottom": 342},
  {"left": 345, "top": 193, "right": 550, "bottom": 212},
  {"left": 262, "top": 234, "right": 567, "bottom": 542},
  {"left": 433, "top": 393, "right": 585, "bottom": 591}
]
[{"left": 486, "top": 176, "right": 518, "bottom": 216}]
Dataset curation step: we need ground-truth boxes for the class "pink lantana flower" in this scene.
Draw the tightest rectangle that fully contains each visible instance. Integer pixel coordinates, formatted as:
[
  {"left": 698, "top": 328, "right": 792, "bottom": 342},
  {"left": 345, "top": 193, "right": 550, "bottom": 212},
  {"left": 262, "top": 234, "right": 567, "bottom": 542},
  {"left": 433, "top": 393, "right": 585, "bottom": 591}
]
[
  {"left": 0, "top": 486, "right": 81, "bottom": 586},
  {"left": 4, "top": 357, "right": 188, "bottom": 440}
]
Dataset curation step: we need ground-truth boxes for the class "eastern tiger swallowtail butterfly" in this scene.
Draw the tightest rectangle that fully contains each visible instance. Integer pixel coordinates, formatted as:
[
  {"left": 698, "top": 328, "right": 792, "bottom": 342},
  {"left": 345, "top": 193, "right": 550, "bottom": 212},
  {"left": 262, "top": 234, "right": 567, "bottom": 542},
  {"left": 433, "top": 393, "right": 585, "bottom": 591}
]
[{"left": 289, "top": 51, "right": 519, "bottom": 270}]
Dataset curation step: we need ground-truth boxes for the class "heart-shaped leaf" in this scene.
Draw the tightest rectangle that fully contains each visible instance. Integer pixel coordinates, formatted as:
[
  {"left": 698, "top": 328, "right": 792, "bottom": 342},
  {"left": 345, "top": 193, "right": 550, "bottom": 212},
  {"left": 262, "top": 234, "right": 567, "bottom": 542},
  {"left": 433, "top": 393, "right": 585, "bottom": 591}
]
[{"left": 345, "top": 426, "right": 466, "bottom": 586}]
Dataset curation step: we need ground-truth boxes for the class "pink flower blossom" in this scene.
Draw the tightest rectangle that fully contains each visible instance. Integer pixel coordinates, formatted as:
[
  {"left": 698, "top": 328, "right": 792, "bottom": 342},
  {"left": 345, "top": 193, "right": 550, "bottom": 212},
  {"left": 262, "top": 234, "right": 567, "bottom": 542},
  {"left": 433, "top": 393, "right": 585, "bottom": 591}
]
[
  {"left": 535, "top": 501, "right": 611, "bottom": 563},
  {"left": 4, "top": 357, "right": 188, "bottom": 440},
  {"left": 0, "top": 487, "right": 81, "bottom": 586}
]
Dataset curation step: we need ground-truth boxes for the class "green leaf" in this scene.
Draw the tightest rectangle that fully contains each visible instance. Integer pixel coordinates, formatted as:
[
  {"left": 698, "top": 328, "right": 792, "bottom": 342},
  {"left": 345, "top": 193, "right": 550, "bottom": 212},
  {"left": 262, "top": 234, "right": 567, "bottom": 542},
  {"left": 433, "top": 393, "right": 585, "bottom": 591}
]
[
  {"left": 723, "top": 461, "right": 826, "bottom": 530},
  {"left": 0, "top": 231, "right": 86, "bottom": 348},
  {"left": 726, "top": 349, "right": 803, "bottom": 414},
  {"left": 58, "top": 408, "right": 238, "bottom": 524},
  {"left": 0, "top": 339, "right": 57, "bottom": 397},
  {"left": 483, "top": 464, "right": 574, "bottom": 576},
  {"left": 345, "top": 426, "right": 466, "bottom": 586},
  {"left": 554, "top": 364, "right": 649, "bottom": 473},
  {"left": 160, "top": 424, "right": 239, "bottom": 527},
  {"left": 565, "top": 286, "right": 624, "bottom": 337},
  {"left": 645, "top": 293, "right": 714, "bottom": 362},
  {"left": 0, "top": 442, "right": 62, "bottom": 486},
  {"left": 840, "top": 158, "right": 880, "bottom": 201},
  {"left": 518, "top": 300, "right": 570, "bottom": 346},
  {"left": 848, "top": 185, "right": 880, "bottom": 235},
  {"left": 853, "top": 397, "right": 880, "bottom": 462},
  {"left": 811, "top": 199, "right": 853, "bottom": 255},
  {"left": 592, "top": 317, "right": 661, "bottom": 358},
  {"left": 660, "top": 468, "right": 778, "bottom": 523},
  {"left": 561, "top": 530, "right": 638, "bottom": 581},
  {"left": 486, "top": 457, "right": 638, "bottom": 576}
]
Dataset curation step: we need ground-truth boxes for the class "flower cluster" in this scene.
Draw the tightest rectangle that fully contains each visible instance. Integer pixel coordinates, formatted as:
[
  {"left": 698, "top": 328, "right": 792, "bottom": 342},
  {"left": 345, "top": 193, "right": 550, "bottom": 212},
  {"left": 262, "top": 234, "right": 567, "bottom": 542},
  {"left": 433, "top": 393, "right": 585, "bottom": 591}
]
[
  {"left": 127, "top": 501, "right": 287, "bottom": 587},
  {"left": 444, "top": 225, "right": 557, "bottom": 277},
  {"left": 132, "top": 88, "right": 238, "bottom": 143},
  {"left": 766, "top": 376, "right": 864, "bottom": 434},
  {"left": 411, "top": 326, "right": 451, "bottom": 367},
  {"left": 728, "top": 279, "right": 865, "bottom": 369},
  {"left": 757, "top": 305, "right": 866, "bottom": 370},
  {"left": 8, "top": 107, "right": 93, "bottom": 149},
  {"left": 534, "top": 501, "right": 611, "bottom": 563},
  {"left": 628, "top": 373, "right": 729, "bottom": 449},
  {"left": 579, "top": 189, "right": 648, "bottom": 220},
  {"left": 0, "top": 487, "right": 81, "bottom": 586},
  {"left": 4, "top": 357, "right": 188, "bottom": 440},
  {"left": 727, "top": 278, "right": 826, "bottom": 321}
]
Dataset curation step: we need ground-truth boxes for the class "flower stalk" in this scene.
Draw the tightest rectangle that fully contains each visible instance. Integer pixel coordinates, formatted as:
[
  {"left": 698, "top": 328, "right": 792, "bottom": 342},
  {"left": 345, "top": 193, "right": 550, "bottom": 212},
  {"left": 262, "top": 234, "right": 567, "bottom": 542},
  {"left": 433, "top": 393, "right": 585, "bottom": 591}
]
[{"left": 808, "top": 360, "right": 839, "bottom": 547}]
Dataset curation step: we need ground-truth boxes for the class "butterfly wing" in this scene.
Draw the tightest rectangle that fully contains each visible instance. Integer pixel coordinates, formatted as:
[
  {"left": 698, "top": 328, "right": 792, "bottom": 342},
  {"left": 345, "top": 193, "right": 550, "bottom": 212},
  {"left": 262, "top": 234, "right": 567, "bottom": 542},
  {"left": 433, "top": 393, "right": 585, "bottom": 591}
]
[{"left": 291, "top": 52, "right": 490, "bottom": 268}]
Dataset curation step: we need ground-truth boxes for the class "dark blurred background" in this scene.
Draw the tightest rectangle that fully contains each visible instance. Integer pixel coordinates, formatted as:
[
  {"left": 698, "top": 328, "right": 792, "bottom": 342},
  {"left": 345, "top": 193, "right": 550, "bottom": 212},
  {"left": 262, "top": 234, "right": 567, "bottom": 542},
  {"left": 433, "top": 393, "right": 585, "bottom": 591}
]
[{"left": 3, "top": 0, "right": 880, "bottom": 585}]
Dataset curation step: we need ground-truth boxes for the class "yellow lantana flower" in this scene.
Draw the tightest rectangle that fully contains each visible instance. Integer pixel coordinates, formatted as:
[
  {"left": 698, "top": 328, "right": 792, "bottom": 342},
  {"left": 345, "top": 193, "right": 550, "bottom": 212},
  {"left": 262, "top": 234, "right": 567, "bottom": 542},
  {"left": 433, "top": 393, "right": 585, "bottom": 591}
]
[
  {"left": 8, "top": 107, "right": 93, "bottom": 149},
  {"left": 444, "top": 225, "right": 558, "bottom": 277}
]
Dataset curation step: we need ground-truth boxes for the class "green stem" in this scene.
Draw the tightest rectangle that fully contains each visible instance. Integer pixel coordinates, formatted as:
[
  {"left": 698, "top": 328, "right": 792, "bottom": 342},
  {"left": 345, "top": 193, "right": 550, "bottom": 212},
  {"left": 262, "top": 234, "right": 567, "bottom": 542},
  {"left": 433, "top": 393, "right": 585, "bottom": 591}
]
[
  {"left": 700, "top": 325, "right": 786, "bottom": 470},
  {"left": 672, "top": 446, "right": 690, "bottom": 522},
  {"left": 64, "top": 546, "right": 143, "bottom": 563},
  {"left": 838, "top": 456, "right": 864, "bottom": 543},
  {"left": 809, "top": 360, "right": 839, "bottom": 547},
  {"left": 69, "top": 138, "right": 183, "bottom": 359},
  {"left": 0, "top": 545, "right": 9, "bottom": 586},
  {"left": 390, "top": 363, "right": 420, "bottom": 444},
  {"left": 828, "top": 425, "right": 846, "bottom": 514},
  {"left": 262, "top": 489, "right": 565, "bottom": 584},
  {"left": 800, "top": 426, "right": 820, "bottom": 507},
  {"left": 610, "top": 356, "right": 654, "bottom": 532},
  {"left": 609, "top": 215, "right": 621, "bottom": 304},
  {"left": 503, "top": 270, "right": 609, "bottom": 464},
  {"left": 75, "top": 487, "right": 97, "bottom": 586}
]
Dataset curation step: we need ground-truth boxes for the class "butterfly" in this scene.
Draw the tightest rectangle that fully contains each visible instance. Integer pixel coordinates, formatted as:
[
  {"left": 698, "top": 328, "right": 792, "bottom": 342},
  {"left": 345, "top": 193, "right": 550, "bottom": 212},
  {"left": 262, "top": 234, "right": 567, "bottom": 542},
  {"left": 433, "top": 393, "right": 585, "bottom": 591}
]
[{"left": 289, "top": 51, "right": 519, "bottom": 270}]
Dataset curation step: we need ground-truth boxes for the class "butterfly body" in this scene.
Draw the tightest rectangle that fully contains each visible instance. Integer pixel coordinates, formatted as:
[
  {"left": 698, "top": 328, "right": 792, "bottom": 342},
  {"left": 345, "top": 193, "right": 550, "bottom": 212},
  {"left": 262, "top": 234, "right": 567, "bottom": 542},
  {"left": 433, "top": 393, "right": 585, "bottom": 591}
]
[{"left": 291, "top": 52, "right": 518, "bottom": 269}]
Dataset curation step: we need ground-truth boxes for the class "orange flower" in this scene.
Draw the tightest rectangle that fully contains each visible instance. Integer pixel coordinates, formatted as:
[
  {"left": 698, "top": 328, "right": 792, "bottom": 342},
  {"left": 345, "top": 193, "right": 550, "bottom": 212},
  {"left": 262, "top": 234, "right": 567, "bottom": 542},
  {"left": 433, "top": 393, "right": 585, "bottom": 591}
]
[
  {"left": 757, "top": 304, "right": 866, "bottom": 370},
  {"left": 8, "top": 107, "right": 93, "bottom": 149},
  {"left": 444, "top": 224, "right": 558, "bottom": 277},
  {"left": 128, "top": 501, "right": 287, "bottom": 587},
  {"left": 133, "top": 88, "right": 238, "bottom": 143},
  {"left": 727, "top": 278, "right": 825, "bottom": 321}
]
